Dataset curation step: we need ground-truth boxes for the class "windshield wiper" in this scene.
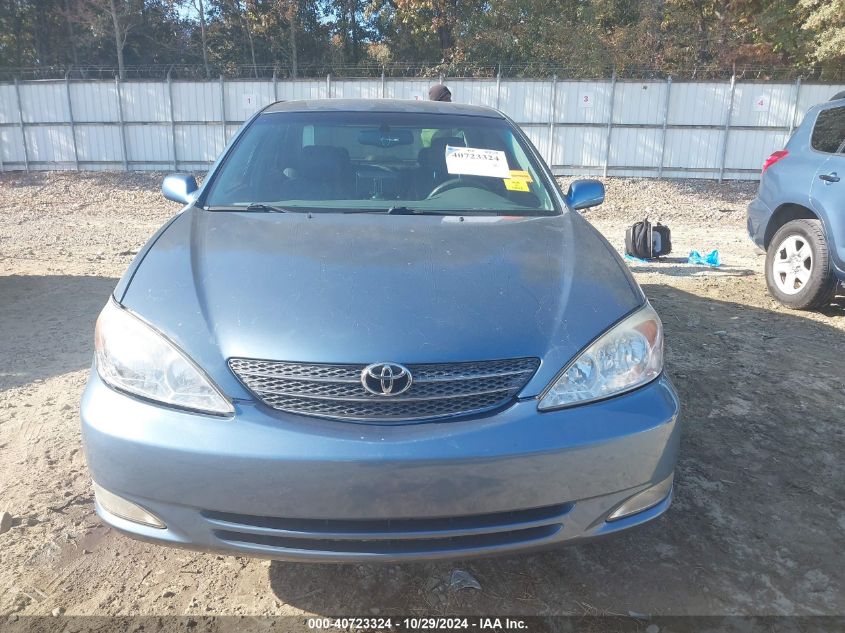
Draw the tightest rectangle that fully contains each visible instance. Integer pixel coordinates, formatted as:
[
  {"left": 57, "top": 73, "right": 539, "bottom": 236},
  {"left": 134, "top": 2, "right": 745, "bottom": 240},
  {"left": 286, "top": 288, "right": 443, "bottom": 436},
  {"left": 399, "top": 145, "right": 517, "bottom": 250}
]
[
  {"left": 244, "top": 203, "right": 290, "bottom": 213},
  {"left": 383, "top": 206, "right": 460, "bottom": 216},
  {"left": 204, "top": 203, "right": 296, "bottom": 213}
]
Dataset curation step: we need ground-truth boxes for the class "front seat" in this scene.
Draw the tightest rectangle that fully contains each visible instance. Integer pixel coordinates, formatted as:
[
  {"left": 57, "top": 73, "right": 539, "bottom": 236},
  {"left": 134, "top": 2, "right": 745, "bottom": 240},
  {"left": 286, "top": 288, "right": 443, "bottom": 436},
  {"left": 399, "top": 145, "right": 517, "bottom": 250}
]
[{"left": 284, "top": 145, "right": 354, "bottom": 199}]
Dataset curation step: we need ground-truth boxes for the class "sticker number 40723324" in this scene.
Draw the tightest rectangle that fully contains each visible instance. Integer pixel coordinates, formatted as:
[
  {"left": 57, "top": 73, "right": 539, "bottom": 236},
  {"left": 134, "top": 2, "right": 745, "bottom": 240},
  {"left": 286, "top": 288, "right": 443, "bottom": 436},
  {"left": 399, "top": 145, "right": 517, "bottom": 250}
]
[{"left": 445, "top": 146, "right": 511, "bottom": 178}]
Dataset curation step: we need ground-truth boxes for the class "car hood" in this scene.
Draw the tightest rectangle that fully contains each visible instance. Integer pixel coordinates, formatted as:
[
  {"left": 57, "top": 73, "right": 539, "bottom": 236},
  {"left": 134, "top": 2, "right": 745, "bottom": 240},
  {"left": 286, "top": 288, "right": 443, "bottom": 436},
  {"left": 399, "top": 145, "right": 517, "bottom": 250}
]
[{"left": 120, "top": 209, "right": 642, "bottom": 399}]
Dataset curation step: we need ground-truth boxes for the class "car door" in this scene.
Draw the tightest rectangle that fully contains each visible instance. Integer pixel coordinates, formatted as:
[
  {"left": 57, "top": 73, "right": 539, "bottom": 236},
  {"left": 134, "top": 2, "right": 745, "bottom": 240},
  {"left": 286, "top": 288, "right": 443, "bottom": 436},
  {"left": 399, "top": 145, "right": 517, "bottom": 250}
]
[{"left": 809, "top": 105, "right": 845, "bottom": 271}]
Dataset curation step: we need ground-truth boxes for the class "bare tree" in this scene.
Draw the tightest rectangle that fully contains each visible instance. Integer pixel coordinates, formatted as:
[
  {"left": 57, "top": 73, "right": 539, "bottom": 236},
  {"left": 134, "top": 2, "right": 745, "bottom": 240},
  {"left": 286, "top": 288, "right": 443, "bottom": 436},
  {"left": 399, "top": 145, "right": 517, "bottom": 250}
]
[
  {"left": 70, "top": 0, "right": 140, "bottom": 78},
  {"left": 191, "top": 0, "right": 210, "bottom": 77},
  {"left": 230, "top": 0, "right": 257, "bottom": 77},
  {"left": 276, "top": 0, "right": 299, "bottom": 77},
  {"left": 63, "top": 0, "right": 80, "bottom": 67},
  {"left": 288, "top": 0, "right": 298, "bottom": 78}
]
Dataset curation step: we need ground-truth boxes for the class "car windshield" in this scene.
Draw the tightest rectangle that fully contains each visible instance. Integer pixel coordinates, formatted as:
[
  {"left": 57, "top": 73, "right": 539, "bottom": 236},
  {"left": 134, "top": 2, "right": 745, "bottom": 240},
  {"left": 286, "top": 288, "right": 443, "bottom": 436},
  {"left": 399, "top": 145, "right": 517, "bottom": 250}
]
[{"left": 204, "top": 111, "right": 558, "bottom": 215}]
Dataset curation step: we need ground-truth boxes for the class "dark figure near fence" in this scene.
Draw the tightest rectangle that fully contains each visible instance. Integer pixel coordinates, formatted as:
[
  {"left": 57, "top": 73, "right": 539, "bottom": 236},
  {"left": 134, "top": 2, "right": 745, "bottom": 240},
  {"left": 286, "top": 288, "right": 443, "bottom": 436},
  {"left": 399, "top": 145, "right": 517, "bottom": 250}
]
[{"left": 428, "top": 85, "right": 452, "bottom": 102}]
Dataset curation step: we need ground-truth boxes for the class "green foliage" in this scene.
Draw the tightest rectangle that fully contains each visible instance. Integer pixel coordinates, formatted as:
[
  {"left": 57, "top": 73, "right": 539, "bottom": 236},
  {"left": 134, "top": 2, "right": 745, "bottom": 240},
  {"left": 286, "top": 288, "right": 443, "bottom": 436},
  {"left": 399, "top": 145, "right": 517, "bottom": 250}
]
[
  {"left": 799, "top": 0, "right": 845, "bottom": 76},
  {"left": 0, "top": 0, "right": 841, "bottom": 77}
]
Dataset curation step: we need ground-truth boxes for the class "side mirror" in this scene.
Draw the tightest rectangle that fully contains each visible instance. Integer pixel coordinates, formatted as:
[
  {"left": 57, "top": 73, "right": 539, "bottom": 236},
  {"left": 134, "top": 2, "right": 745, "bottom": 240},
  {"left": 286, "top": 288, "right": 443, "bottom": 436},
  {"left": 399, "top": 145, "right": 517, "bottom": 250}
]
[
  {"left": 566, "top": 179, "right": 605, "bottom": 210},
  {"left": 162, "top": 173, "right": 199, "bottom": 205}
]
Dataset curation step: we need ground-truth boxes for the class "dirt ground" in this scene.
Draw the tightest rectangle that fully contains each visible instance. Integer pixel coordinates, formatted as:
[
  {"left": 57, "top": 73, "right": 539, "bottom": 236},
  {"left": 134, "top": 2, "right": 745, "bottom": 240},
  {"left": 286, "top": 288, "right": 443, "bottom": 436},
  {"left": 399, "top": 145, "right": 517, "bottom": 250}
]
[{"left": 0, "top": 172, "right": 843, "bottom": 620}]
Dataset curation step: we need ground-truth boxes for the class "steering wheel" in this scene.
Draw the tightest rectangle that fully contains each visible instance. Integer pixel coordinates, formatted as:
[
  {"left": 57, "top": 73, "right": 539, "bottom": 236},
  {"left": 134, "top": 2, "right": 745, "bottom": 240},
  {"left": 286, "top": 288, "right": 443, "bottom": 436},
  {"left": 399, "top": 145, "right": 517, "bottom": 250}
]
[{"left": 426, "top": 177, "right": 494, "bottom": 199}]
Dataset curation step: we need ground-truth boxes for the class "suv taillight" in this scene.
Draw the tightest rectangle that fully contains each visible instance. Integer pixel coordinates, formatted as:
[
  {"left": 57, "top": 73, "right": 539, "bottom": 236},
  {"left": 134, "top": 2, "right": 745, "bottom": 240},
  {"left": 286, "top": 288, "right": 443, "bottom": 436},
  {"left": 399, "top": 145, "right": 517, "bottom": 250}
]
[{"left": 762, "top": 150, "right": 788, "bottom": 174}]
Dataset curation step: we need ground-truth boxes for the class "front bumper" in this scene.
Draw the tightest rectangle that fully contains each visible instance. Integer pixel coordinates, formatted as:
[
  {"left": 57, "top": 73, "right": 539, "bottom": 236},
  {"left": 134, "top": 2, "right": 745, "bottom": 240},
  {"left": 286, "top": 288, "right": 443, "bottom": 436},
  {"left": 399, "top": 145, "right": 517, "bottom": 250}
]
[{"left": 81, "top": 371, "right": 680, "bottom": 562}]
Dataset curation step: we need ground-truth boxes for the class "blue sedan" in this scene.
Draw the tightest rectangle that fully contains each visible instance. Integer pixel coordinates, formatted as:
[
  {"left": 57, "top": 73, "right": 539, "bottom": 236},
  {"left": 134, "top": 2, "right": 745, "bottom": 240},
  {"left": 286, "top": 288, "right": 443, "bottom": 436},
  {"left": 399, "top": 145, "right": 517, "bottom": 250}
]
[{"left": 81, "top": 99, "right": 680, "bottom": 562}]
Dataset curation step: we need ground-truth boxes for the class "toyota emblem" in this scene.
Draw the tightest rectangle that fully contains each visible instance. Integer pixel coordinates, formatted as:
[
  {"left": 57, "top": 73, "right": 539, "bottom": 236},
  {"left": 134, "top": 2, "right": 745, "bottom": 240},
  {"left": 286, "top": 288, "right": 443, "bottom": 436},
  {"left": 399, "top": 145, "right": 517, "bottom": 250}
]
[{"left": 361, "top": 362, "right": 412, "bottom": 396}]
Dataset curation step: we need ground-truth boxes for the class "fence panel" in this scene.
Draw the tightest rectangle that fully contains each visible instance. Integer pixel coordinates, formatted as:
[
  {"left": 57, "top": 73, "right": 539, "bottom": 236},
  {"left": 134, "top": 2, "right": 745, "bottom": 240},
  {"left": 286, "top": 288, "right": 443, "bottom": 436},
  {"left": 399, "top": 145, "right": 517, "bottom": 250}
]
[
  {"left": 225, "top": 80, "right": 275, "bottom": 122},
  {"left": 121, "top": 82, "right": 169, "bottom": 122},
  {"left": 24, "top": 125, "right": 74, "bottom": 163},
  {"left": 1, "top": 77, "right": 844, "bottom": 177},
  {"left": 330, "top": 79, "right": 381, "bottom": 100},
  {"left": 664, "top": 128, "right": 723, "bottom": 173},
  {"left": 125, "top": 123, "right": 171, "bottom": 165},
  {"left": 0, "top": 126, "right": 25, "bottom": 163},
  {"left": 385, "top": 79, "right": 430, "bottom": 101},
  {"left": 499, "top": 80, "right": 553, "bottom": 123},
  {"left": 74, "top": 124, "right": 123, "bottom": 165},
  {"left": 176, "top": 124, "right": 225, "bottom": 167},
  {"left": 275, "top": 80, "right": 326, "bottom": 101},
  {"left": 554, "top": 81, "right": 612, "bottom": 125},
  {"left": 668, "top": 82, "right": 730, "bottom": 126},
  {"left": 608, "top": 127, "right": 663, "bottom": 169},
  {"left": 730, "top": 84, "right": 793, "bottom": 128},
  {"left": 612, "top": 82, "right": 667, "bottom": 125},
  {"left": 552, "top": 126, "right": 606, "bottom": 170},
  {"left": 447, "top": 79, "right": 497, "bottom": 107},
  {"left": 0, "top": 84, "right": 18, "bottom": 124},
  {"left": 171, "top": 81, "right": 219, "bottom": 122},
  {"left": 69, "top": 82, "right": 119, "bottom": 122},
  {"left": 18, "top": 82, "right": 68, "bottom": 123}
]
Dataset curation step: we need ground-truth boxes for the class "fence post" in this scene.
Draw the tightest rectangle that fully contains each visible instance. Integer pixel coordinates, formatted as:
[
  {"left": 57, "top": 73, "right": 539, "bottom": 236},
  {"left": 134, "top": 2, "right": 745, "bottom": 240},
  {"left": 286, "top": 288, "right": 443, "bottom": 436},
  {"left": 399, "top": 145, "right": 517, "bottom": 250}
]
[
  {"left": 64, "top": 73, "right": 80, "bottom": 171},
  {"left": 602, "top": 69, "right": 617, "bottom": 178},
  {"left": 788, "top": 77, "right": 802, "bottom": 136},
  {"left": 718, "top": 73, "right": 736, "bottom": 183},
  {"left": 219, "top": 75, "right": 226, "bottom": 150},
  {"left": 495, "top": 65, "right": 501, "bottom": 110},
  {"left": 658, "top": 76, "right": 672, "bottom": 178},
  {"left": 548, "top": 74, "right": 557, "bottom": 170},
  {"left": 13, "top": 78, "right": 30, "bottom": 172},
  {"left": 114, "top": 76, "right": 129, "bottom": 171},
  {"left": 326, "top": 74, "right": 332, "bottom": 98},
  {"left": 167, "top": 69, "right": 178, "bottom": 171},
  {"left": 273, "top": 68, "right": 278, "bottom": 102},
  {"left": 381, "top": 67, "right": 386, "bottom": 98}
]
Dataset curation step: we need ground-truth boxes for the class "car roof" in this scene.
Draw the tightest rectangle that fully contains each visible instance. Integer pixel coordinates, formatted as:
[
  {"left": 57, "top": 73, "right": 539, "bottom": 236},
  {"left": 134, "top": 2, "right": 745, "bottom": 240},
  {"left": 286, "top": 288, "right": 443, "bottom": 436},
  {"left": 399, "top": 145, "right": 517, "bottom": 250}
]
[
  {"left": 803, "top": 99, "right": 844, "bottom": 121},
  {"left": 262, "top": 98, "right": 505, "bottom": 119}
]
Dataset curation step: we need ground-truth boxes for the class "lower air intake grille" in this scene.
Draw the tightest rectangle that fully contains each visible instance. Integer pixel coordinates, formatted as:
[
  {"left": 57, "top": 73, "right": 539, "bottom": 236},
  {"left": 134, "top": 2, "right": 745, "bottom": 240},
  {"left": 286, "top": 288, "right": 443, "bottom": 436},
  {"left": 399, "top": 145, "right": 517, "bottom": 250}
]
[
  {"left": 204, "top": 503, "right": 572, "bottom": 556},
  {"left": 213, "top": 525, "right": 560, "bottom": 555},
  {"left": 228, "top": 357, "right": 540, "bottom": 422}
]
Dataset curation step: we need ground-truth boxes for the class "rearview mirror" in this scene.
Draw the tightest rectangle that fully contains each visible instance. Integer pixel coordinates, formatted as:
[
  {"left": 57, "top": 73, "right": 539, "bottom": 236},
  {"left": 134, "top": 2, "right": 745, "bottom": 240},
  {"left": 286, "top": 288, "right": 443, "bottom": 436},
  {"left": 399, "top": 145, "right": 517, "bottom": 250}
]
[
  {"left": 358, "top": 128, "right": 414, "bottom": 147},
  {"left": 162, "top": 173, "right": 199, "bottom": 205},
  {"left": 566, "top": 179, "right": 605, "bottom": 210}
]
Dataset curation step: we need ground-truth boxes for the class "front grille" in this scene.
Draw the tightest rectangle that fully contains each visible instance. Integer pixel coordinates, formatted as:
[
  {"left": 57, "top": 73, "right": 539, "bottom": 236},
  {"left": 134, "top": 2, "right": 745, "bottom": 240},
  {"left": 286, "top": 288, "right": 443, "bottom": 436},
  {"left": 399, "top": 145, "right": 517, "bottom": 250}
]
[{"left": 228, "top": 357, "right": 540, "bottom": 422}]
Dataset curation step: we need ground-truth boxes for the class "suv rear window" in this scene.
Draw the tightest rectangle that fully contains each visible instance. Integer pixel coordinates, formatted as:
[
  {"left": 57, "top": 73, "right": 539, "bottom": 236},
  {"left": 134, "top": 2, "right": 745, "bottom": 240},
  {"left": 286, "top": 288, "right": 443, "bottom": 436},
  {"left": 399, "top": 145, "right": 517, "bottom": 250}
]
[{"left": 811, "top": 106, "right": 845, "bottom": 153}]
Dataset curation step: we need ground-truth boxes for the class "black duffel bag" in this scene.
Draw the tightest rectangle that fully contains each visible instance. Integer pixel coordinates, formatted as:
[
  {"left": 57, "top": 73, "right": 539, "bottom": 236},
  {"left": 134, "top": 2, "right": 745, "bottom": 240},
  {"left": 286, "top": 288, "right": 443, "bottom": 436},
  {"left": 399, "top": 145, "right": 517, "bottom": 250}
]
[{"left": 625, "top": 219, "right": 672, "bottom": 260}]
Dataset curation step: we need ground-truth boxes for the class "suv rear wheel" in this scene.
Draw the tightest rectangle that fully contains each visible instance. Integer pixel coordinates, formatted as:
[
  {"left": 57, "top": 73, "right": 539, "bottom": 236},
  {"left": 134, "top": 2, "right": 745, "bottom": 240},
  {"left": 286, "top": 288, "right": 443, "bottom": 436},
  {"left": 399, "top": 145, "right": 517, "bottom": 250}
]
[{"left": 765, "top": 219, "right": 836, "bottom": 309}]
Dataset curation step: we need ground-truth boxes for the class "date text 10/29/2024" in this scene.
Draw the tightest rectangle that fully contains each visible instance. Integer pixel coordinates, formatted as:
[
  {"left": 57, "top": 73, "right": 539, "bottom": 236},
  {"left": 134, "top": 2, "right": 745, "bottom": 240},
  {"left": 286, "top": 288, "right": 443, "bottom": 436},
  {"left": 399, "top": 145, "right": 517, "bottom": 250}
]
[{"left": 307, "top": 617, "right": 529, "bottom": 631}]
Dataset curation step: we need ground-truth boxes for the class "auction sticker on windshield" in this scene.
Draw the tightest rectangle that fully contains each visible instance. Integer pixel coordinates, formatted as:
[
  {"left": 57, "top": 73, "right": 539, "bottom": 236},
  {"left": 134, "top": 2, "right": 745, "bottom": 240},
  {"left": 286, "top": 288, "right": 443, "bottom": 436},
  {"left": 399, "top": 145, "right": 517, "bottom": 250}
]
[
  {"left": 445, "top": 145, "right": 511, "bottom": 178},
  {"left": 503, "top": 169, "right": 533, "bottom": 191}
]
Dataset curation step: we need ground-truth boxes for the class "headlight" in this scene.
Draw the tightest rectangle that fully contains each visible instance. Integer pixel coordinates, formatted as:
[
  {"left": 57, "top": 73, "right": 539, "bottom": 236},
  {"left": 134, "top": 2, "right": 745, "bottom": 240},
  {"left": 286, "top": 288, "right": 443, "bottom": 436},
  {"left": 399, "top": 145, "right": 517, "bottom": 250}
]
[
  {"left": 538, "top": 304, "right": 663, "bottom": 410},
  {"left": 95, "top": 300, "right": 233, "bottom": 415}
]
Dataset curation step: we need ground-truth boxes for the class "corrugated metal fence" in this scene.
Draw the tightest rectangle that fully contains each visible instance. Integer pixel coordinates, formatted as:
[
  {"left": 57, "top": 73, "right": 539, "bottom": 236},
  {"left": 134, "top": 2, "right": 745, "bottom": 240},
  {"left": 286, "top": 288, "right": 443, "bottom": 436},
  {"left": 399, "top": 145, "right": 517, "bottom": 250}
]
[{"left": 1, "top": 76, "right": 842, "bottom": 179}]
